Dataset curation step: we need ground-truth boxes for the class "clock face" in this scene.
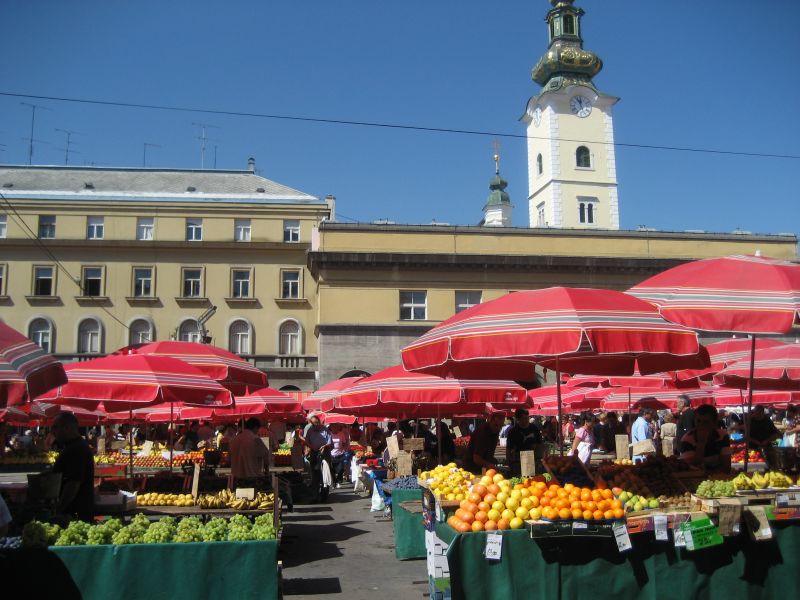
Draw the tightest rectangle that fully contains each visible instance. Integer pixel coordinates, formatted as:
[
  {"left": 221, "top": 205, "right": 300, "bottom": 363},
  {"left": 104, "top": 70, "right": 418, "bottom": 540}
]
[
  {"left": 570, "top": 95, "right": 592, "bottom": 118},
  {"left": 532, "top": 105, "right": 543, "bottom": 127}
]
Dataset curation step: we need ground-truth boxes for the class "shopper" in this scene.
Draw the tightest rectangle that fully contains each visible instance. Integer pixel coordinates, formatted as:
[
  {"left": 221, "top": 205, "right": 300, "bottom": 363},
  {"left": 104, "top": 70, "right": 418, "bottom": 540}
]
[
  {"left": 330, "top": 423, "right": 350, "bottom": 487},
  {"left": 506, "top": 408, "right": 542, "bottom": 476},
  {"left": 675, "top": 396, "right": 695, "bottom": 444},
  {"left": 52, "top": 412, "right": 95, "bottom": 522},
  {"left": 660, "top": 412, "right": 677, "bottom": 456},
  {"left": 304, "top": 415, "right": 333, "bottom": 502},
  {"left": 570, "top": 413, "right": 596, "bottom": 465},
  {"left": 746, "top": 406, "right": 782, "bottom": 450},
  {"left": 230, "top": 418, "right": 270, "bottom": 487},
  {"left": 631, "top": 408, "right": 654, "bottom": 462}
]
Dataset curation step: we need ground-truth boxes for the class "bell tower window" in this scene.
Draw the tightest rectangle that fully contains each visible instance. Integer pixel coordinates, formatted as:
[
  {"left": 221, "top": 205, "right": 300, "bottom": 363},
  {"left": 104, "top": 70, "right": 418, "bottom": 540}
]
[
  {"left": 563, "top": 14, "right": 575, "bottom": 35},
  {"left": 536, "top": 154, "right": 543, "bottom": 175},
  {"left": 576, "top": 146, "right": 591, "bottom": 168},
  {"left": 578, "top": 197, "right": 598, "bottom": 225}
]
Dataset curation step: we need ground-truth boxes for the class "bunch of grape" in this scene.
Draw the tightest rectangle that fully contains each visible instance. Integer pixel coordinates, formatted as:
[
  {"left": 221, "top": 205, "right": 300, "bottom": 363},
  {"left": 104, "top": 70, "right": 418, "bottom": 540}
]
[
  {"left": 202, "top": 518, "right": 228, "bottom": 542},
  {"left": 22, "top": 521, "right": 50, "bottom": 548},
  {"left": 227, "top": 515, "right": 254, "bottom": 542},
  {"left": 142, "top": 520, "right": 175, "bottom": 544},
  {"left": 695, "top": 479, "right": 735, "bottom": 498},
  {"left": 112, "top": 522, "right": 148, "bottom": 545},
  {"left": 174, "top": 516, "right": 204, "bottom": 543},
  {"left": 251, "top": 523, "right": 276, "bottom": 540},
  {"left": 86, "top": 522, "right": 115, "bottom": 545},
  {"left": 54, "top": 521, "right": 91, "bottom": 546},
  {"left": 104, "top": 518, "right": 123, "bottom": 535}
]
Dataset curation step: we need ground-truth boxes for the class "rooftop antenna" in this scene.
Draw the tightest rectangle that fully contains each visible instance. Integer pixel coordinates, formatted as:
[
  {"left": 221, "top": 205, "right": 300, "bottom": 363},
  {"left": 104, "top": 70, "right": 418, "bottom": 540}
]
[
  {"left": 191, "top": 122, "right": 219, "bottom": 168},
  {"left": 143, "top": 142, "right": 161, "bottom": 167},
  {"left": 213, "top": 145, "right": 218, "bottom": 169},
  {"left": 55, "top": 128, "right": 83, "bottom": 165},
  {"left": 21, "top": 102, "right": 52, "bottom": 165},
  {"left": 492, "top": 139, "right": 501, "bottom": 174}
]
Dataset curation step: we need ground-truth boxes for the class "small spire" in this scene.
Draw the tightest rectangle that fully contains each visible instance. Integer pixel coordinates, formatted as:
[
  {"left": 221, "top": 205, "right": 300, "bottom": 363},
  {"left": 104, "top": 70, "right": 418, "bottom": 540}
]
[{"left": 492, "top": 140, "right": 501, "bottom": 175}]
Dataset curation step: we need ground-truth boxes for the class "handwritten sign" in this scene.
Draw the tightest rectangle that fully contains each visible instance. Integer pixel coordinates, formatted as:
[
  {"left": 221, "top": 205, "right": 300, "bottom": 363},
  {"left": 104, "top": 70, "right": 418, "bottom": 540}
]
[
  {"left": 614, "top": 435, "right": 630, "bottom": 461},
  {"left": 613, "top": 521, "right": 632, "bottom": 552},
  {"left": 235, "top": 487, "right": 255, "bottom": 500},
  {"left": 717, "top": 500, "right": 742, "bottom": 537},
  {"left": 404, "top": 438, "right": 425, "bottom": 452},
  {"left": 520, "top": 451, "right": 536, "bottom": 477},
  {"left": 453, "top": 426, "right": 463, "bottom": 438},
  {"left": 386, "top": 436, "right": 400, "bottom": 460},
  {"left": 396, "top": 451, "right": 413, "bottom": 476},
  {"left": 97, "top": 438, "right": 106, "bottom": 456},
  {"left": 653, "top": 514, "right": 668, "bottom": 542},
  {"left": 485, "top": 532, "right": 503, "bottom": 561},
  {"left": 191, "top": 463, "right": 201, "bottom": 499},
  {"left": 679, "top": 517, "right": 724, "bottom": 551}
]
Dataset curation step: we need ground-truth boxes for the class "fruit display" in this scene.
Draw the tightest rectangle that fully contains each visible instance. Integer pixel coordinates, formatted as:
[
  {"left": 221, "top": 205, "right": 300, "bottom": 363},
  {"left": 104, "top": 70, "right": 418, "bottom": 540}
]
[
  {"left": 195, "top": 489, "right": 276, "bottom": 511},
  {"left": 695, "top": 480, "right": 735, "bottom": 498},
  {"left": 419, "top": 463, "right": 476, "bottom": 502},
  {"left": 136, "top": 493, "right": 196, "bottom": 507},
  {"left": 616, "top": 491, "right": 661, "bottom": 512},
  {"left": 21, "top": 514, "right": 276, "bottom": 547},
  {"left": 735, "top": 471, "right": 795, "bottom": 490},
  {"left": 597, "top": 455, "right": 687, "bottom": 498},
  {"left": 542, "top": 455, "right": 595, "bottom": 488},
  {"left": 613, "top": 458, "right": 634, "bottom": 465},
  {"left": 382, "top": 475, "right": 421, "bottom": 491},
  {"left": 273, "top": 448, "right": 292, "bottom": 467},
  {"left": 731, "top": 448, "right": 765, "bottom": 464},
  {"left": 454, "top": 436, "right": 471, "bottom": 447},
  {"left": 0, "top": 451, "right": 57, "bottom": 465}
]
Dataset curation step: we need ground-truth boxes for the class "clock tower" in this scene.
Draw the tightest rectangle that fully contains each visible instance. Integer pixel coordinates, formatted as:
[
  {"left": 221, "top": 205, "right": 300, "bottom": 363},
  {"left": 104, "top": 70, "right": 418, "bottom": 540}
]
[{"left": 522, "top": 0, "right": 620, "bottom": 230}]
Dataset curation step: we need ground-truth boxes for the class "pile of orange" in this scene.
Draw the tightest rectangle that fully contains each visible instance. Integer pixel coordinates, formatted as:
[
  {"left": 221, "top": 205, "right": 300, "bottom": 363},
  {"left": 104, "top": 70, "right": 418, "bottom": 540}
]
[{"left": 446, "top": 473, "right": 625, "bottom": 532}]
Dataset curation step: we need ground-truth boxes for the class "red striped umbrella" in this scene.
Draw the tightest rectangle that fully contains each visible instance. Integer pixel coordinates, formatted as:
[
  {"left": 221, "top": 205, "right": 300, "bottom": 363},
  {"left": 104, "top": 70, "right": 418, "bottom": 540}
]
[
  {"left": 324, "top": 364, "right": 528, "bottom": 419},
  {"left": 708, "top": 386, "right": 800, "bottom": 408},
  {"left": 116, "top": 341, "right": 268, "bottom": 395},
  {"left": 564, "top": 371, "right": 697, "bottom": 389},
  {"left": 0, "top": 406, "right": 30, "bottom": 424},
  {"left": 714, "top": 343, "right": 800, "bottom": 391},
  {"left": 302, "top": 376, "right": 365, "bottom": 412},
  {"left": 195, "top": 388, "right": 304, "bottom": 423},
  {"left": 677, "top": 337, "right": 785, "bottom": 381},
  {"left": 36, "top": 354, "right": 234, "bottom": 411},
  {"left": 588, "top": 386, "right": 714, "bottom": 411},
  {"left": 1, "top": 322, "right": 67, "bottom": 407}
]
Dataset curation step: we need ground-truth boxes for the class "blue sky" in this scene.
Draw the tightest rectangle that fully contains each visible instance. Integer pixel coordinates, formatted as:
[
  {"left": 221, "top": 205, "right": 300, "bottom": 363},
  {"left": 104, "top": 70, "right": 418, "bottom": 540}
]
[{"left": 1, "top": 0, "right": 798, "bottom": 237}]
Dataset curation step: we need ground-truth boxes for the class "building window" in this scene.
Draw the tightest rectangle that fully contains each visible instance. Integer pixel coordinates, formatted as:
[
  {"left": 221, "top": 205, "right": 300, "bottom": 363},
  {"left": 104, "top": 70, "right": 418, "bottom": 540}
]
[
  {"left": 0, "top": 214, "right": 6, "bottom": 238},
  {"left": 29, "top": 318, "right": 53, "bottom": 353},
  {"left": 578, "top": 198, "right": 598, "bottom": 224},
  {"left": 133, "top": 267, "right": 154, "bottom": 297},
  {"left": 137, "top": 217, "right": 154, "bottom": 241},
  {"left": 0, "top": 264, "right": 6, "bottom": 295},
  {"left": 400, "top": 290, "right": 427, "bottom": 321},
  {"left": 229, "top": 320, "right": 251, "bottom": 354},
  {"left": 33, "top": 266, "right": 55, "bottom": 296},
  {"left": 129, "top": 319, "right": 154, "bottom": 344},
  {"left": 563, "top": 14, "right": 575, "bottom": 35},
  {"left": 455, "top": 291, "right": 481, "bottom": 314},
  {"left": 78, "top": 318, "right": 102, "bottom": 354},
  {"left": 86, "top": 216, "right": 104, "bottom": 240},
  {"left": 179, "top": 319, "right": 202, "bottom": 343},
  {"left": 283, "top": 220, "right": 300, "bottom": 242},
  {"left": 537, "top": 202, "right": 546, "bottom": 227},
  {"left": 234, "top": 219, "right": 251, "bottom": 242},
  {"left": 279, "top": 320, "right": 301, "bottom": 355},
  {"left": 536, "top": 154, "right": 543, "bottom": 176},
  {"left": 281, "top": 270, "right": 300, "bottom": 299},
  {"left": 182, "top": 268, "right": 203, "bottom": 297},
  {"left": 38, "top": 215, "right": 56, "bottom": 239},
  {"left": 186, "top": 218, "right": 203, "bottom": 241},
  {"left": 81, "top": 267, "right": 103, "bottom": 297},
  {"left": 231, "top": 269, "right": 251, "bottom": 298},
  {"left": 576, "top": 146, "right": 591, "bottom": 168}
]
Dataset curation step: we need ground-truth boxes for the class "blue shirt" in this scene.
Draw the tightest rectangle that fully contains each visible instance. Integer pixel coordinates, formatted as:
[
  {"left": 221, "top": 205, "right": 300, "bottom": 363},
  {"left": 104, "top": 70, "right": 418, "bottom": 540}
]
[
  {"left": 631, "top": 417, "right": 653, "bottom": 443},
  {"left": 306, "top": 425, "right": 333, "bottom": 451}
]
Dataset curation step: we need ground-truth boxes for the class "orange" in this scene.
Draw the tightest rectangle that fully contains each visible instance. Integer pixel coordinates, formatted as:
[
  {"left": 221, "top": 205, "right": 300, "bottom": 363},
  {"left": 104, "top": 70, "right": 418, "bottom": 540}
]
[
  {"left": 558, "top": 508, "right": 571, "bottom": 520},
  {"left": 545, "top": 508, "right": 558, "bottom": 521},
  {"left": 557, "top": 489, "right": 568, "bottom": 498},
  {"left": 468, "top": 492, "right": 482, "bottom": 505},
  {"left": 535, "top": 481, "right": 547, "bottom": 491},
  {"left": 477, "top": 501, "right": 491, "bottom": 513},
  {"left": 570, "top": 500, "right": 582, "bottom": 510},
  {"left": 544, "top": 490, "right": 557, "bottom": 500},
  {"left": 611, "top": 499, "right": 622, "bottom": 510},
  {"left": 471, "top": 520, "right": 485, "bottom": 532},
  {"left": 484, "top": 520, "right": 498, "bottom": 531},
  {"left": 539, "top": 497, "right": 550, "bottom": 507},
  {"left": 497, "top": 519, "right": 510, "bottom": 530},
  {"left": 529, "top": 495, "right": 540, "bottom": 508},
  {"left": 514, "top": 483, "right": 524, "bottom": 490},
  {"left": 549, "top": 483, "right": 560, "bottom": 492},
  {"left": 613, "top": 508, "right": 624, "bottom": 519},
  {"left": 487, "top": 484, "right": 501, "bottom": 496},
  {"left": 593, "top": 510, "right": 604, "bottom": 521},
  {"left": 474, "top": 511, "right": 488, "bottom": 523},
  {"left": 585, "top": 501, "right": 596, "bottom": 512},
  {"left": 604, "top": 509, "right": 615, "bottom": 520},
  {"left": 484, "top": 493, "right": 497, "bottom": 505},
  {"left": 472, "top": 484, "right": 488, "bottom": 498},
  {"left": 485, "top": 469, "right": 497, "bottom": 478},
  {"left": 596, "top": 501, "right": 608, "bottom": 512},
  {"left": 554, "top": 499, "right": 568, "bottom": 510},
  {"left": 456, "top": 509, "right": 475, "bottom": 524},
  {"left": 583, "top": 510, "right": 594, "bottom": 520},
  {"left": 602, "top": 489, "right": 613, "bottom": 500},
  {"left": 457, "top": 521, "right": 471, "bottom": 533},
  {"left": 571, "top": 508, "right": 583, "bottom": 520},
  {"left": 580, "top": 490, "right": 592, "bottom": 501}
]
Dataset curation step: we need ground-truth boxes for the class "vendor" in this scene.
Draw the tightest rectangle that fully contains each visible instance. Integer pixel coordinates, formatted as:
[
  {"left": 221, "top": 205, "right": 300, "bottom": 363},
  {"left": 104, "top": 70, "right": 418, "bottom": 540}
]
[
  {"left": 506, "top": 408, "right": 542, "bottom": 476},
  {"left": 746, "top": 406, "right": 781, "bottom": 450},
  {"left": 51, "top": 412, "right": 95, "bottom": 522},
  {"left": 464, "top": 412, "right": 505, "bottom": 474},
  {"left": 230, "top": 418, "right": 270, "bottom": 488},
  {"left": 679, "top": 404, "right": 731, "bottom": 474}
]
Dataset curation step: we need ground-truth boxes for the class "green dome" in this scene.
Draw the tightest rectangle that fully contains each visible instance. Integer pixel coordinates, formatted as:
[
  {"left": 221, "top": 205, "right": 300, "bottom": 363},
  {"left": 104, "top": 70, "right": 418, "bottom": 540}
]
[{"left": 485, "top": 174, "right": 511, "bottom": 207}]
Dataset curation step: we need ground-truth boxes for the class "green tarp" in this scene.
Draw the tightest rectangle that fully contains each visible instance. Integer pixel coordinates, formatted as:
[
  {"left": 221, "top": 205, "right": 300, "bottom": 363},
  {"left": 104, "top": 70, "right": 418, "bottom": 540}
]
[
  {"left": 392, "top": 488, "right": 426, "bottom": 560},
  {"left": 438, "top": 522, "right": 800, "bottom": 600},
  {"left": 50, "top": 540, "right": 278, "bottom": 600}
]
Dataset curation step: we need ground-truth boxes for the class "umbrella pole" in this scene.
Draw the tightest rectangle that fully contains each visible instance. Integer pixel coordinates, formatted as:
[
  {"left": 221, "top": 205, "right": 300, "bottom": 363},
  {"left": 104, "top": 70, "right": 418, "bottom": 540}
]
[
  {"left": 628, "top": 389, "right": 632, "bottom": 445},
  {"left": 437, "top": 405, "right": 442, "bottom": 466},
  {"left": 744, "top": 335, "right": 757, "bottom": 471},
  {"left": 128, "top": 409, "right": 134, "bottom": 485},
  {"left": 169, "top": 400, "right": 174, "bottom": 471},
  {"left": 556, "top": 357, "right": 563, "bottom": 456}
]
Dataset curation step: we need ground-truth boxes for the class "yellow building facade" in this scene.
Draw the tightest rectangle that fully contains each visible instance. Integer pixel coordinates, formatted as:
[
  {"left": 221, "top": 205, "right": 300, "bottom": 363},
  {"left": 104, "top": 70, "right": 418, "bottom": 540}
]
[{"left": 0, "top": 163, "right": 332, "bottom": 390}]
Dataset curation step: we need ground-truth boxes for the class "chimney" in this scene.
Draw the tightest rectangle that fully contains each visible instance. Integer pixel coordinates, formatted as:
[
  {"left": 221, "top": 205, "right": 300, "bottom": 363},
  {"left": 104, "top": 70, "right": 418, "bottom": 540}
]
[
  {"left": 324, "top": 194, "right": 336, "bottom": 221},
  {"left": 247, "top": 157, "right": 256, "bottom": 173}
]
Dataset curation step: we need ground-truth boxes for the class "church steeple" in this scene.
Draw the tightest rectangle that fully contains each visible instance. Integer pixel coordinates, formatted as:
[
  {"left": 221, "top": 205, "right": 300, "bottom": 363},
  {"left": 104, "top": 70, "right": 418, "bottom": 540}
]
[
  {"left": 532, "top": 0, "right": 603, "bottom": 94},
  {"left": 483, "top": 148, "right": 513, "bottom": 228}
]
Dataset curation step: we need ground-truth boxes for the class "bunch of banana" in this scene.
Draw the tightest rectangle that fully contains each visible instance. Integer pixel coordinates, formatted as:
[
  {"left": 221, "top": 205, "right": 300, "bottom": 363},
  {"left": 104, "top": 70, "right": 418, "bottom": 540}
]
[
  {"left": 196, "top": 490, "right": 275, "bottom": 510},
  {"left": 751, "top": 472, "right": 769, "bottom": 489},
  {"left": 732, "top": 472, "right": 755, "bottom": 491},
  {"left": 196, "top": 493, "right": 229, "bottom": 509},
  {"left": 767, "top": 471, "right": 794, "bottom": 488}
]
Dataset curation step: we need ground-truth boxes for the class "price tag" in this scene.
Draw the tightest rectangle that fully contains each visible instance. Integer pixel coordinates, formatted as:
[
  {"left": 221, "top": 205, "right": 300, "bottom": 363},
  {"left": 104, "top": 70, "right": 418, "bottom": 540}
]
[
  {"left": 613, "top": 521, "right": 632, "bottom": 553},
  {"left": 653, "top": 514, "right": 668, "bottom": 542},
  {"left": 485, "top": 532, "right": 503, "bottom": 561},
  {"left": 191, "top": 463, "right": 201, "bottom": 499},
  {"left": 776, "top": 494, "right": 789, "bottom": 507},
  {"left": 572, "top": 521, "right": 588, "bottom": 532},
  {"left": 673, "top": 528, "right": 687, "bottom": 548},
  {"left": 386, "top": 436, "right": 400, "bottom": 460},
  {"left": 235, "top": 487, "right": 255, "bottom": 500}
]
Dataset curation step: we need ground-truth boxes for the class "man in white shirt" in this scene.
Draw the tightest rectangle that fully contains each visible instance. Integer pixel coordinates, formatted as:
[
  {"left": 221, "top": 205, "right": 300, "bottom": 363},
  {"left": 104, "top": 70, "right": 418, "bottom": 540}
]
[{"left": 229, "top": 418, "right": 270, "bottom": 486}]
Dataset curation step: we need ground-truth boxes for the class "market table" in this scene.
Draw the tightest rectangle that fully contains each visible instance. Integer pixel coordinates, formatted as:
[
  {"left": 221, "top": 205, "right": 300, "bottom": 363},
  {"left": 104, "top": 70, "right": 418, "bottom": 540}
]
[
  {"left": 434, "top": 521, "right": 800, "bottom": 600},
  {"left": 48, "top": 539, "right": 279, "bottom": 600},
  {"left": 390, "top": 488, "right": 426, "bottom": 560}
]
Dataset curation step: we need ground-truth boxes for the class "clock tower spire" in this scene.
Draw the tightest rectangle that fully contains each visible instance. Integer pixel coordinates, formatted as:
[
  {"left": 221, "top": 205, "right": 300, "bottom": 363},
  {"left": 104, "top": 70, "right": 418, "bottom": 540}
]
[{"left": 522, "top": 0, "right": 620, "bottom": 230}]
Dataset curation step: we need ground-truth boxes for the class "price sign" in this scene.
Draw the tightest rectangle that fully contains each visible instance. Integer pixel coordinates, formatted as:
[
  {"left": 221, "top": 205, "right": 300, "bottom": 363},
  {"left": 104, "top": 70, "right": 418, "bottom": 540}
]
[
  {"left": 138, "top": 440, "right": 154, "bottom": 457},
  {"left": 572, "top": 521, "right": 588, "bottom": 532},
  {"left": 453, "top": 426, "right": 463, "bottom": 438},
  {"left": 613, "top": 521, "right": 632, "bottom": 552},
  {"left": 673, "top": 528, "right": 687, "bottom": 548},
  {"left": 97, "top": 438, "right": 106, "bottom": 456},
  {"left": 485, "top": 532, "right": 503, "bottom": 561},
  {"left": 386, "top": 436, "right": 400, "bottom": 460},
  {"left": 776, "top": 494, "right": 789, "bottom": 507},
  {"left": 235, "top": 487, "right": 255, "bottom": 500},
  {"left": 653, "top": 514, "right": 668, "bottom": 542},
  {"left": 520, "top": 451, "right": 536, "bottom": 477},
  {"left": 679, "top": 517, "right": 724, "bottom": 551},
  {"left": 717, "top": 501, "right": 741, "bottom": 537},
  {"left": 396, "top": 451, "right": 413, "bottom": 476},
  {"left": 191, "top": 463, "right": 201, "bottom": 499}
]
